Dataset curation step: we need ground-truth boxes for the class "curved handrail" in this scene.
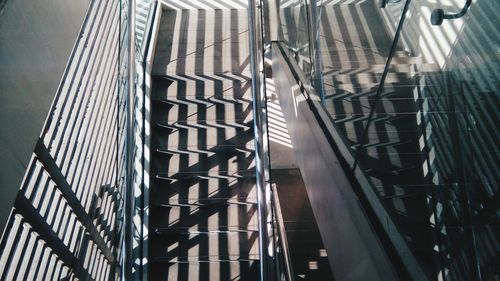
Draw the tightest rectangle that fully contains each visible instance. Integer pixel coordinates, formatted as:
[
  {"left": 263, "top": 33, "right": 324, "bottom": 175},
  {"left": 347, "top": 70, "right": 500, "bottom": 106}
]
[{"left": 431, "top": 0, "right": 472, "bottom": 25}]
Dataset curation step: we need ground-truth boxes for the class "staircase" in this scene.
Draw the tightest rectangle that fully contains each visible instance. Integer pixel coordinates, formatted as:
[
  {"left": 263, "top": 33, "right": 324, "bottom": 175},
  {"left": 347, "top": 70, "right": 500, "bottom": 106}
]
[{"left": 148, "top": 7, "right": 260, "bottom": 280}]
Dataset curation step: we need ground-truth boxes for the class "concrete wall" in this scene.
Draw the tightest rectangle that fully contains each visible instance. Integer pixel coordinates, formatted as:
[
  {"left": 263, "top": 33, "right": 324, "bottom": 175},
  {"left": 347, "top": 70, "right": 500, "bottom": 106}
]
[{"left": 0, "top": 0, "right": 90, "bottom": 229}]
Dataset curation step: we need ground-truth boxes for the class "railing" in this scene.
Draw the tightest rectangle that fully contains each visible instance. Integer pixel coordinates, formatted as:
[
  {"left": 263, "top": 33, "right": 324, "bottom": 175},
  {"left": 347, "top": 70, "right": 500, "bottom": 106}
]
[
  {"left": 270, "top": 184, "right": 295, "bottom": 281},
  {"left": 248, "top": 0, "right": 273, "bottom": 280}
]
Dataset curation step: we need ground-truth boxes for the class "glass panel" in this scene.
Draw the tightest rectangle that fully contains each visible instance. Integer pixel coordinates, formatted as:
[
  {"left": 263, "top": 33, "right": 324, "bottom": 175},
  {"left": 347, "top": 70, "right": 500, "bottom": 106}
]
[
  {"left": 360, "top": 0, "right": 500, "bottom": 280},
  {"left": 276, "top": 0, "right": 500, "bottom": 280},
  {"left": 279, "top": 0, "right": 312, "bottom": 80}
]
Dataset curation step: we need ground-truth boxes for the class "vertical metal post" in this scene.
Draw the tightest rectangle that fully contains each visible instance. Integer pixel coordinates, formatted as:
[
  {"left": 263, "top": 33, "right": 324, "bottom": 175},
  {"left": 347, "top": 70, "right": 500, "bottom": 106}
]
[
  {"left": 124, "top": 0, "right": 136, "bottom": 279},
  {"left": 248, "top": 0, "right": 270, "bottom": 280}
]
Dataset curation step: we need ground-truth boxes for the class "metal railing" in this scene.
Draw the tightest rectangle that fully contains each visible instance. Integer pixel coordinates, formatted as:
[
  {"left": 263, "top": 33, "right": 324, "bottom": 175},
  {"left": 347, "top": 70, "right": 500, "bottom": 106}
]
[
  {"left": 270, "top": 184, "right": 295, "bottom": 281},
  {"left": 248, "top": 0, "right": 273, "bottom": 280}
]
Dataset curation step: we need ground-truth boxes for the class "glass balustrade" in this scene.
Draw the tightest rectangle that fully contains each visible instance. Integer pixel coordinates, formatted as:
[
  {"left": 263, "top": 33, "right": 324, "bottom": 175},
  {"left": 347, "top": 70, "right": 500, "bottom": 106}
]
[{"left": 275, "top": 0, "right": 500, "bottom": 280}]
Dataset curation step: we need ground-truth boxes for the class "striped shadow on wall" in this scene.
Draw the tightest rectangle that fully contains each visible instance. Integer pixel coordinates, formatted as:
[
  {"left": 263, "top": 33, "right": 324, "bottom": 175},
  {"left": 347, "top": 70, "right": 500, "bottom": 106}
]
[{"left": 0, "top": 0, "right": 126, "bottom": 280}]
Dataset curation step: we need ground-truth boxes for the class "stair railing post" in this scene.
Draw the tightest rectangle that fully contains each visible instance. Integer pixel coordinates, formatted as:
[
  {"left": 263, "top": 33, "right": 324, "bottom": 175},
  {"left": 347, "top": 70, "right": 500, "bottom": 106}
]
[{"left": 248, "top": 0, "right": 272, "bottom": 280}]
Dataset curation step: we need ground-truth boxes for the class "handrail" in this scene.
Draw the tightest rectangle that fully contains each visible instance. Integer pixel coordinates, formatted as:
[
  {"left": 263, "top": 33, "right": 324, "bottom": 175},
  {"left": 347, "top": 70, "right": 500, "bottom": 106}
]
[
  {"left": 271, "top": 184, "right": 295, "bottom": 281},
  {"left": 352, "top": 0, "right": 412, "bottom": 170},
  {"left": 123, "top": 0, "right": 136, "bottom": 279},
  {"left": 248, "top": 0, "right": 272, "bottom": 280},
  {"left": 431, "top": 0, "right": 472, "bottom": 25}
]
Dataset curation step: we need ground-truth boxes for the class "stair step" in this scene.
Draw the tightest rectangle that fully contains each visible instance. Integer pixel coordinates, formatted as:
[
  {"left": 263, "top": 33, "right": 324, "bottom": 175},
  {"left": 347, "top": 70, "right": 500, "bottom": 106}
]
[
  {"left": 153, "top": 95, "right": 251, "bottom": 107},
  {"left": 155, "top": 225, "right": 258, "bottom": 235},
  {"left": 156, "top": 126, "right": 254, "bottom": 148},
  {"left": 164, "top": 55, "right": 251, "bottom": 75},
  {"left": 152, "top": 78, "right": 251, "bottom": 101},
  {"left": 151, "top": 177, "right": 257, "bottom": 204},
  {"left": 325, "top": 72, "right": 412, "bottom": 85},
  {"left": 150, "top": 204, "right": 258, "bottom": 230},
  {"left": 151, "top": 197, "right": 257, "bottom": 208},
  {"left": 149, "top": 260, "right": 259, "bottom": 280},
  {"left": 157, "top": 144, "right": 253, "bottom": 155},
  {"left": 155, "top": 120, "right": 251, "bottom": 131},
  {"left": 156, "top": 170, "right": 256, "bottom": 181},
  {"left": 158, "top": 148, "right": 253, "bottom": 174},
  {"left": 321, "top": 53, "right": 423, "bottom": 65},
  {"left": 150, "top": 256, "right": 260, "bottom": 263},
  {"left": 323, "top": 80, "right": 413, "bottom": 95},
  {"left": 153, "top": 101, "right": 254, "bottom": 122},
  {"left": 151, "top": 75, "right": 175, "bottom": 89}
]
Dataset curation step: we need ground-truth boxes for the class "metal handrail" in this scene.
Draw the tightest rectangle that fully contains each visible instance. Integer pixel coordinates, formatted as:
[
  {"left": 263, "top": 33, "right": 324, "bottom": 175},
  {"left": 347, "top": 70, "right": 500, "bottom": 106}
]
[
  {"left": 248, "top": 0, "right": 271, "bottom": 280},
  {"left": 431, "top": 0, "right": 472, "bottom": 25},
  {"left": 123, "top": 0, "right": 136, "bottom": 279},
  {"left": 352, "top": 0, "right": 412, "bottom": 170},
  {"left": 271, "top": 184, "right": 295, "bottom": 281}
]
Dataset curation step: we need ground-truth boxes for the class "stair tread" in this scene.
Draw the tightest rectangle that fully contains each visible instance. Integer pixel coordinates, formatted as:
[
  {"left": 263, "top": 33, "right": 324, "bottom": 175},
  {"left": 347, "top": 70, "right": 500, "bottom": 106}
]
[
  {"left": 157, "top": 144, "right": 254, "bottom": 153},
  {"left": 151, "top": 256, "right": 260, "bottom": 263},
  {"left": 151, "top": 178, "right": 257, "bottom": 205},
  {"left": 153, "top": 101, "right": 254, "bottom": 122},
  {"left": 149, "top": 259, "right": 259, "bottom": 281},
  {"left": 152, "top": 78, "right": 251, "bottom": 99},
  {"left": 156, "top": 120, "right": 251, "bottom": 130},
  {"left": 156, "top": 126, "right": 254, "bottom": 147},
  {"left": 151, "top": 203, "right": 257, "bottom": 228},
  {"left": 151, "top": 197, "right": 258, "bottom": 207},
  {"left": 155, "top": 226, "right": 258, "bottom": 234}
]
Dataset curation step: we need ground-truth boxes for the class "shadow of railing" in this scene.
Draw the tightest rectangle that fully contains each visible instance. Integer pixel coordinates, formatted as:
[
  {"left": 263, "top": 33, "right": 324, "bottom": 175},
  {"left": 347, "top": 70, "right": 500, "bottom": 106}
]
[{"left": 0, "top": 0, "right": 125, "bottom": 279}]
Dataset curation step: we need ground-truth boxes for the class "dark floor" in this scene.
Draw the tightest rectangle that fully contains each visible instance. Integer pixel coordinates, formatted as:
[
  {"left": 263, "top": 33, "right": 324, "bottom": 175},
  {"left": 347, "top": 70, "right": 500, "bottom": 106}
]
[{"left": 272, "top": 168, "right": 335, "bottom": 281}]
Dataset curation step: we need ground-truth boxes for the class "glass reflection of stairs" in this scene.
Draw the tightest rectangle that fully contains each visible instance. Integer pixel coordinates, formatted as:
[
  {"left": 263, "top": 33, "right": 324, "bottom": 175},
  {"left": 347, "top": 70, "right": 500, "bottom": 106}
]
[
  {"left": 318, "top": 1, "right": 440, "bottom": 274},
  {"left": 148, "top": 7, "right": 260, "bottom": 281}
]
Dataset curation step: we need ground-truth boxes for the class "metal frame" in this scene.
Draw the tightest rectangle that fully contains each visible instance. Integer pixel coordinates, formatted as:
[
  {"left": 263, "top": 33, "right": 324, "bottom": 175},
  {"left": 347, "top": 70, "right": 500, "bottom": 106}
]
[{"left": 248, "top": 0, "right": 272, "bottom": 279}]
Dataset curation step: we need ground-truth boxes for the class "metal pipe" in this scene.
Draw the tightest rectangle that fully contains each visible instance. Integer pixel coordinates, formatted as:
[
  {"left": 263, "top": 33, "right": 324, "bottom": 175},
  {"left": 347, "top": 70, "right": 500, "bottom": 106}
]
[
  {"left": 271, "top": 184, "right": 295, "bottom": 281},
  {"left": 248, "top": 0, "right": 270, "bottom": 280},
  {"left": 431, "top": 0, "right": 472, "bottom": 25},
  {"left": 352, "top": 0, "right": 412, "bottom": 170},
  {"left": 124, "top": 0, "right": 136, "bottom": 278}
]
